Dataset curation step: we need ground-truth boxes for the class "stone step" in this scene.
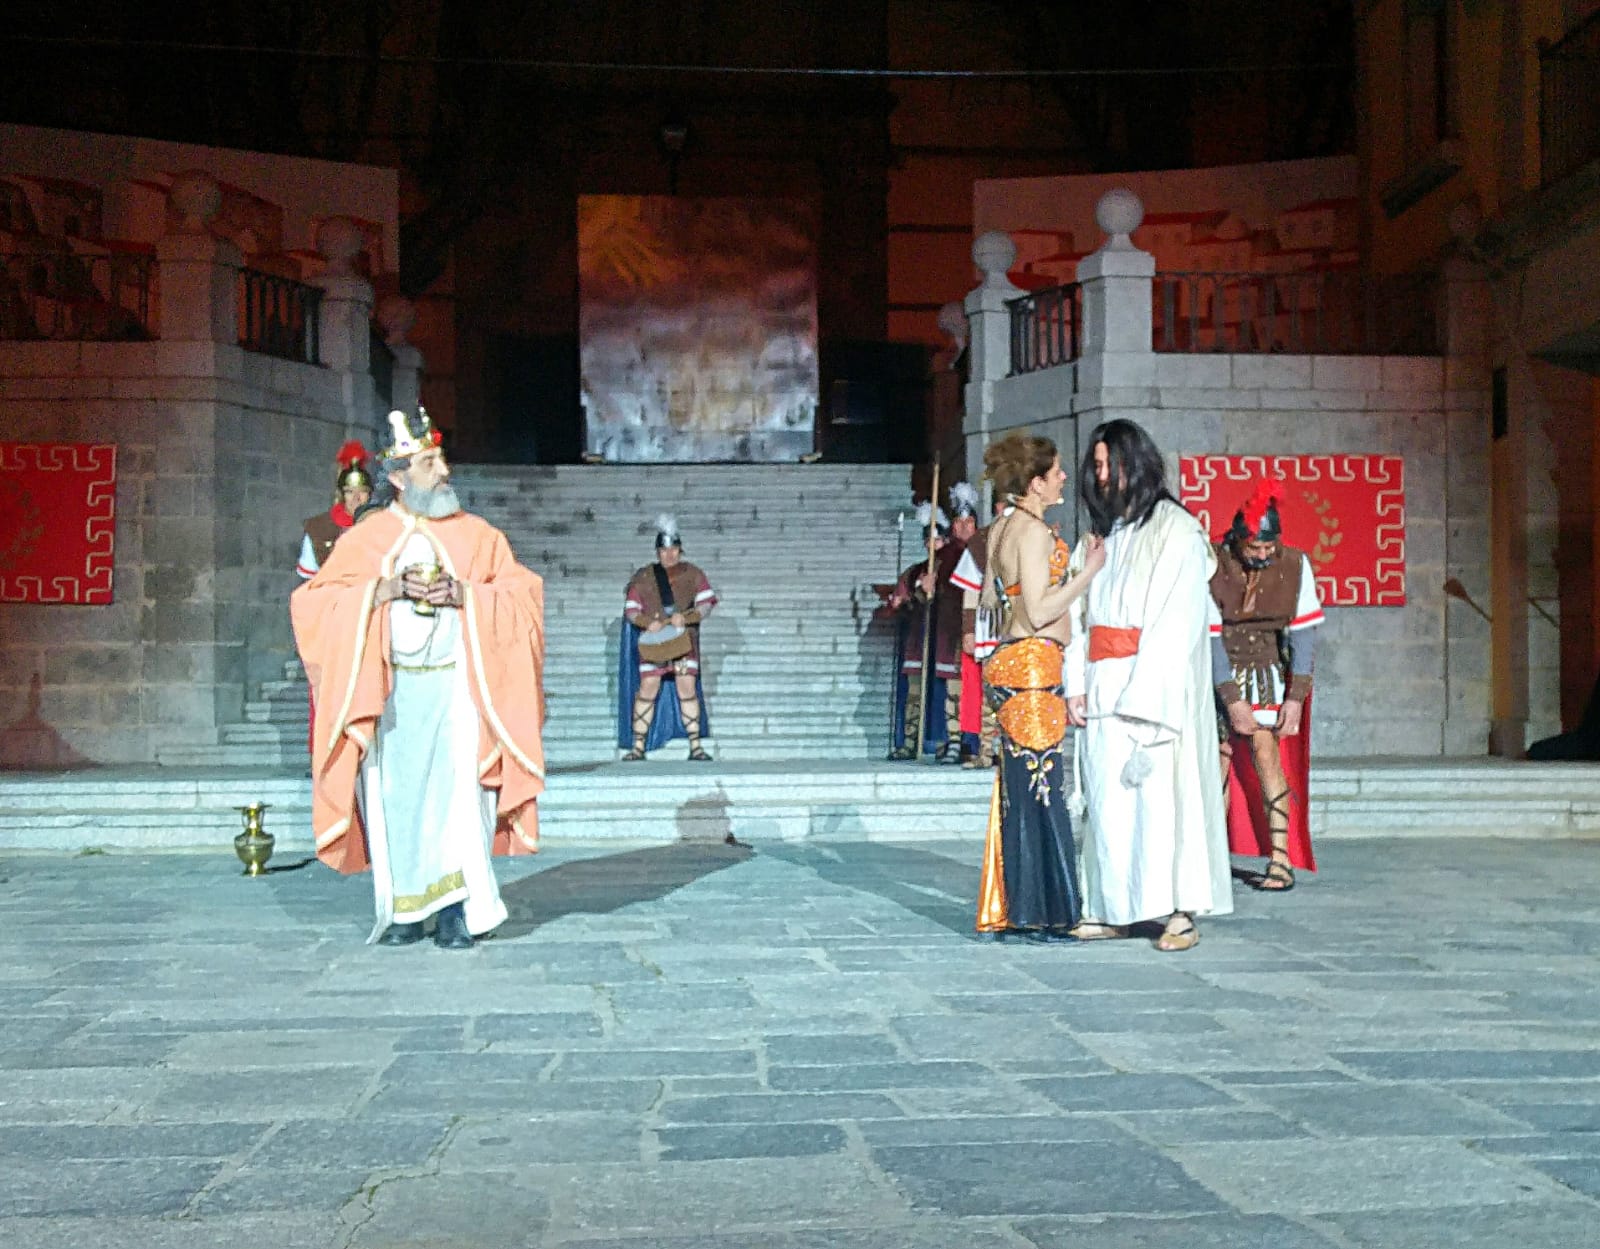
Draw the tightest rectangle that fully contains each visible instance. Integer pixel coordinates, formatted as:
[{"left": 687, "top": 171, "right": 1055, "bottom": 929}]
[
  {"left": 0, "top": 761, "right": 991, "bottom": 851},
  {"left": 154, "top": 738, "right": 916, "bottom": 768},
  {"left": 8, "top": 760, "right": 1600, "bottom": 855}
]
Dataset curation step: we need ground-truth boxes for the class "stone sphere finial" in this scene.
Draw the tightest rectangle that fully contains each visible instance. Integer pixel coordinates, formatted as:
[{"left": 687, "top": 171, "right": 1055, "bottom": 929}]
[
  {"left": 375, "top": 294, "right": 417, "bottom": 347},
  {"left": 169, "top": 171, "right": 221, "bottom": 233},
  {"left": 1095, "top": 188, "right": 1145, "bottom": 246},
  {"left": 316, "top": 216, "right": 366, "bottom": 276},
  {"left": 972, "top": 231, "right": 1018, "bottom": 281}
]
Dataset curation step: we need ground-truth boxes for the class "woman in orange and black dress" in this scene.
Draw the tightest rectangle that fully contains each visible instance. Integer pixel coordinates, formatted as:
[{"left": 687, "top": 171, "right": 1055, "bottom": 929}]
[{"left": 975, "top": 433, "right": 1104, "bottom": 937}]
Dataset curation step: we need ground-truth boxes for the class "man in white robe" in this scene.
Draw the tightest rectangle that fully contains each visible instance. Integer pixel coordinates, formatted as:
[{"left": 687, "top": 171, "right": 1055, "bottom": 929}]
[
  {"left": 291, "top": 408, "right": 546, "bottom": 950},
  {"left": 1064, "top": 419, "right": 1232, "bottom": 950}
]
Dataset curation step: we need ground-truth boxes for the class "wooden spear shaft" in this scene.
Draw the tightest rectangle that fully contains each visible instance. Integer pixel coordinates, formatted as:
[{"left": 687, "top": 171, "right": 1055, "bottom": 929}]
[{"left": 914, "top": 460, "right": 941, "bottom": 758}]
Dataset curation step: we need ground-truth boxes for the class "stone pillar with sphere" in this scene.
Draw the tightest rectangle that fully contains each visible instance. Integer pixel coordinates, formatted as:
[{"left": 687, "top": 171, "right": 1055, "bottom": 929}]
[{"left": 963, "top": 231, "right": 1023, "bottom": 472}]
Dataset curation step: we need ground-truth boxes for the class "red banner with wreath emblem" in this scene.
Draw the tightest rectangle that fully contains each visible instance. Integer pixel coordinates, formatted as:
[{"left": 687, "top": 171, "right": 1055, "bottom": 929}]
[
  {"left": 0, "top": 442, "right": 117, "bottom": 605},
  {"left": 1179, "top": 454, "right": 1405, "bottom": 607}
]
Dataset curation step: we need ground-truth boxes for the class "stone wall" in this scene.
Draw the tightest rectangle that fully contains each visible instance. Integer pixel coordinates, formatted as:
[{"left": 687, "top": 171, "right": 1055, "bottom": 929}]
[
  {"left": 962, "top": 197, "right": 1493, "bottom": 757},
  {"left": 0, "top": 344, "right": 370, "bottom": 765},
  {"left": 0, "top": 164, "right": 410, "bottom": 768}
]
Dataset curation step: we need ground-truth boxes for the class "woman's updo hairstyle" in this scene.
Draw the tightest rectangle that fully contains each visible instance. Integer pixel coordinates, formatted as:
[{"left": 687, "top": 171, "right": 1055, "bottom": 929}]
[{"left": 983, "top": 432, "right": 1058, "bottom": 502}]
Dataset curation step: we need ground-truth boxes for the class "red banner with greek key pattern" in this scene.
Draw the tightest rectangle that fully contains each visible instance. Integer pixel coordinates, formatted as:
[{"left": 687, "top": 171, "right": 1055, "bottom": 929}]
[
  {"left": 1179, "top": 454, "right": 1405, "bottom": 607},
  {"left": 0, "top": 442, "right": 117, "bottom": 604}
]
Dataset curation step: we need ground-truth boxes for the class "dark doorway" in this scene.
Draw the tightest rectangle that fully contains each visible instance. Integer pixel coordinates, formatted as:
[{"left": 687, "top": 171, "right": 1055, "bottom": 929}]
[
  {"left": 486, "top": 333, "right": 582, "bottom": 464},
  {"left": 820, "top": 340, "right": 931, "bottom": 464}
]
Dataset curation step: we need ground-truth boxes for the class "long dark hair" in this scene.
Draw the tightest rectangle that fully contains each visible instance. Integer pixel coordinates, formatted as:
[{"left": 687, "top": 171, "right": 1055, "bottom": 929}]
[{"left": 1078, "top": 419, "right": 1176, "bottom": 537}]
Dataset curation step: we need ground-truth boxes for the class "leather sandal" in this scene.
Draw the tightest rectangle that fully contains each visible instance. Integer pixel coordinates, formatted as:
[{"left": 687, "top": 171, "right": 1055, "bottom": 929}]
[
  {"left": 1155, "top": 913, "right": 1200, "bottom": 952},
  {"left": 1253, "top": 855, "right": 1296, "bottom": 892},
  {"left": 1068, "top": 921, "right": 1128, "bottom": 941}
]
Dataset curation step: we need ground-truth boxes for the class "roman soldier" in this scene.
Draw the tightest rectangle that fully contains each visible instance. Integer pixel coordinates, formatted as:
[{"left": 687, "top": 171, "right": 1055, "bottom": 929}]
[
  {"left": 296, "top": 441, "right": 374, "bottom": 757},
  {"left": 297, "top": 441, "right": 374, "bottom": 579},
  {"left": 888, "top": 500, "right": 965, "bottom": 762},
  {"left": 948, "top": 485, "right": 1006, "bottom": 767},
  {"left": 619, "top": 515, "right": 717, "bottom": 761},
  {"left": 1209, "top": 477, "right": 1324, "bottom": 892}
]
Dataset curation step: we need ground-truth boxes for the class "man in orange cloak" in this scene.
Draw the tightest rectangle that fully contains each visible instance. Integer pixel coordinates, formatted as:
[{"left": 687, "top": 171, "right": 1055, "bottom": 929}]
[{"left": 290, "top": 407, "right": 545, "bottom": 949}]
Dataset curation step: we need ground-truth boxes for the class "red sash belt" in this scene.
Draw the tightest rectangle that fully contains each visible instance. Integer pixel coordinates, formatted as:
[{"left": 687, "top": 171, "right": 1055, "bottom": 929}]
[{"left": 1088, "top": 625, "right": 1141, "bottom": 662}]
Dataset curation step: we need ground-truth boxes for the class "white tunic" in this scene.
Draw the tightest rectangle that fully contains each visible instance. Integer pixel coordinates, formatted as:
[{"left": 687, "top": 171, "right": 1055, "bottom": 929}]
[{"left": 1065, "top": 500, "right": 1233, "bottom": 926}]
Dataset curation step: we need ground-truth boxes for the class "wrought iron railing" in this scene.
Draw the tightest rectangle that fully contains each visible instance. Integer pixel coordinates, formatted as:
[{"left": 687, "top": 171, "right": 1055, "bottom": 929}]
[
  {"left": 1153, "top": 270, "right": 1440, "bottom": 355},
  {"left": 0, "top": 249, "right": 154, "bottom": 341},
  {"left": 1540, "top": 11, "right": 1600, "bottom": 188},
  {"left": 238, "top": 269, "right": 322, "bottom": 364},
  {"left": 1007, "top": 282, "right": 1081, "bottom": 375}
]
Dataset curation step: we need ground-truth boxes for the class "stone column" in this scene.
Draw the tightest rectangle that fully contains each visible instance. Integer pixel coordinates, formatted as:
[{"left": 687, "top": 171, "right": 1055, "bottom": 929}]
[
  {"left": 1076, "top": 188, "right": 1156, "bottom": 372},
  {"left": 313, "top": 217, "right": 376, "bottom": 430},
  {"left": 154, "top": 172, "right": 240, "bottom": 344},
  {"left": 1439, "top": 251, "right": 1496, "bottom": 755},
  {"left": 376, "top": 294, "right": 425, "bottom": 419},
  {"left": 146, "top": 173, "right": 243, "bottom": 750},
  {"left": 962, "top": 231, "right": 1022, "bottom": 470}
]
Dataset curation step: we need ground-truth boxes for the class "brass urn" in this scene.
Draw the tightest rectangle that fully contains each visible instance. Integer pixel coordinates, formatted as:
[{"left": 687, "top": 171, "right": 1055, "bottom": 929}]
[{"left": 233, "top": 802, "right": 275, "bottom": 876}]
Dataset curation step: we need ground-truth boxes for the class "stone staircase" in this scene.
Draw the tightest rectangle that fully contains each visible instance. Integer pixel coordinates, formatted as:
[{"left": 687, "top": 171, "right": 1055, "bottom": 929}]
[
  {"left": 158, "top": 463, "right": 938, "bottom": 768},
  {"left": 93, "top": 463, "right": 999, "bottom": 849},
  {"left": 15, "top": 463, "right": 1593, "bottom": 854}
]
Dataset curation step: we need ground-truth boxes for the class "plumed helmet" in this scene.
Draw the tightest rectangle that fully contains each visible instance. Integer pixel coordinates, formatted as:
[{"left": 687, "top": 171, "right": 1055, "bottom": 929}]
[
  {"left": 1227, "top": 477, "right": 1284, "bottom": 545},
  {"left": 654, "top": 513, "right": 683, "bottom": 549},
  {"left": 948, "top": 481, "right": 980, "bottom": 520},
  {"left": 333, "top": 440, "right": 373, "bottom": 495},
  {"left": 914, "top": 500, "right": 950, "bottom": 537}
]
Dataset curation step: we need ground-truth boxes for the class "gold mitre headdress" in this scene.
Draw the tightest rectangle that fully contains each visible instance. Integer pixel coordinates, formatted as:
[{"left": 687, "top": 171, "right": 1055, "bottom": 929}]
[{"left": 382, "top": 407, "right": 442, "bottom": 461}]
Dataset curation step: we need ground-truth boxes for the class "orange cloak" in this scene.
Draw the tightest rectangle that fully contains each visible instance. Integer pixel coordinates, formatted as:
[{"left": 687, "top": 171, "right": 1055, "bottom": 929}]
[{"left": 289, "top": 505, "right": 545, "bottom": 874}]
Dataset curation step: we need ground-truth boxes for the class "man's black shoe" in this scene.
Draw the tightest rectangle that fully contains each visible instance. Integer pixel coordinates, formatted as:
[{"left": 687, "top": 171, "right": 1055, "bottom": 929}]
[
  {"left": 433, "top": 902, "right": 474, "bottom": 950},
  {"left": 378, "top": 922, "right": 424, "bottom": 946}
]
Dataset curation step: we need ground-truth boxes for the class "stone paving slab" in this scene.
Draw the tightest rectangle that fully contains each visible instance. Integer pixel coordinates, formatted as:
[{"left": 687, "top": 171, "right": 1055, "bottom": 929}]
[{"left": 2, "top": 838, "right": 1599, "bottom": 1246}]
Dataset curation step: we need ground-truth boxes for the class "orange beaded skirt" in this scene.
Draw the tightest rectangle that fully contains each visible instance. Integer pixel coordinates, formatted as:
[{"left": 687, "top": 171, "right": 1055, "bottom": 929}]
[{"left": 975, "top": 637, "right": 1081, "bottom": 934}]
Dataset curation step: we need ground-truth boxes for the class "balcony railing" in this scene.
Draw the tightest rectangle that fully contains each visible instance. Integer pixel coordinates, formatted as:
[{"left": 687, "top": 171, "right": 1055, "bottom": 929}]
[
  {"left": 0, "top": 249, "right": 154, "bottom": 341},
  {"left": 1540, "top": 11, "right": 1600, "bottom": 188},
  {"left": 1006, "top": 282, "right": 1081, "bottom": 375},
  {"left": 1154, "top": 271, "right": 1440, "bottom": 355},
  {"left": 238, "top": 269, "right": 322, "bottom": 364}
]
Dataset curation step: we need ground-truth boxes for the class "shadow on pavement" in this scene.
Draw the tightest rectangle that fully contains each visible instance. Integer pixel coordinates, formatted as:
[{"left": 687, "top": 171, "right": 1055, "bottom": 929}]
[
  {"left": 761, "top": 840, "right": 980, "bottom": 938},
  {"left": 497, "top": 839, "right": 753, "bottom": 939}
]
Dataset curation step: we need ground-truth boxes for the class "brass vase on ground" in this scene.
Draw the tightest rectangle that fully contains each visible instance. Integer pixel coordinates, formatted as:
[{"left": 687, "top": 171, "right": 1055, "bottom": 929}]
[{"left": 233, "top": 803, "right": 274, "bottom": 876}]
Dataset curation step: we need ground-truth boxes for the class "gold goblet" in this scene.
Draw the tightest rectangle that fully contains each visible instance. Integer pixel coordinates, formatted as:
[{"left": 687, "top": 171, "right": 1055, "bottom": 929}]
[
  {"left": 409, "top": 563, "right": 442, "bottom": 616},
  {"left": 233, "top": 802, "right": 275, "bottom": 876}
]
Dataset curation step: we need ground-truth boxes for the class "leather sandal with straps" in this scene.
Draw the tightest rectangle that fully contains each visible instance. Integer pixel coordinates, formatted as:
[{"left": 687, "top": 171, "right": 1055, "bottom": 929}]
[
  {"left": 1156, "top": 912, "right": 1200, "bottom": 952},
  {"left": 1068, "top": 921, "right": 1128, "bottom": 941},
  {"left": 1253, "top": 854, "right": 1296, "bottom": 892}
]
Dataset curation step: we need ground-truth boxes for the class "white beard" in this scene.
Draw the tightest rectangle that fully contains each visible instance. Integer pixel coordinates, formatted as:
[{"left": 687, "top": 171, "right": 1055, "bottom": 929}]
[{"left": 403, "top": 483, "right": 462, "bottom": 519}]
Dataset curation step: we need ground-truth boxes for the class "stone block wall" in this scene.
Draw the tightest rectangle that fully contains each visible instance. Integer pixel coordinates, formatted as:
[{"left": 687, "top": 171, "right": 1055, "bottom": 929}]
[
  {"left": 997, "top": 353, "right": 1486, "bottom": 757},
  {"left": 0, "top": 344, "right": 372, "bottom": 765}
]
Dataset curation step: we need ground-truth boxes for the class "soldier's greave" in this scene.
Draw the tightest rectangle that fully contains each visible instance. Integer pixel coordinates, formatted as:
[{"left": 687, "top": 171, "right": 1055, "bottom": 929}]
[
  {"left": 903, "top": 677, "right": 923, "bottom": 742},
  {"left": 678, "top": 688, "right": 702, "bottom": 746},
  {"left": 1264, "top": 785, "right": 1293, "bottom": 854},
  {"left": 980, "top": 700, "right": 1000, "bottom": 761},
  {"left": 944, "top": 685, "right": 962, "bottom": 741},
  {"left": 631, "top": 691, "right": 656, "bottom": 752}
]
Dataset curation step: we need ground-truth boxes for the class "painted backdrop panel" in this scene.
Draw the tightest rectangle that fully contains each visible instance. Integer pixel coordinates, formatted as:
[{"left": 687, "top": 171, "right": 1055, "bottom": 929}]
[{"left": 578, "top": 195, "right": 818, "bottom": 463}]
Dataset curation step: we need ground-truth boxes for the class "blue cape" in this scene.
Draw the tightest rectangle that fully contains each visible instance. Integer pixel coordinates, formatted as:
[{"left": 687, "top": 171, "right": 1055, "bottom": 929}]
[{"left": 617, "top": 618, "right": 710, "bottom": 750}]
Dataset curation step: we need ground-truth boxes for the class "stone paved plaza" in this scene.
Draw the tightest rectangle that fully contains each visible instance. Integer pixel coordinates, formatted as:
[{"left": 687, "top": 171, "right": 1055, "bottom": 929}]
[{"left": 2, "top": 836, "right": 1599, "bottom": 1248}]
